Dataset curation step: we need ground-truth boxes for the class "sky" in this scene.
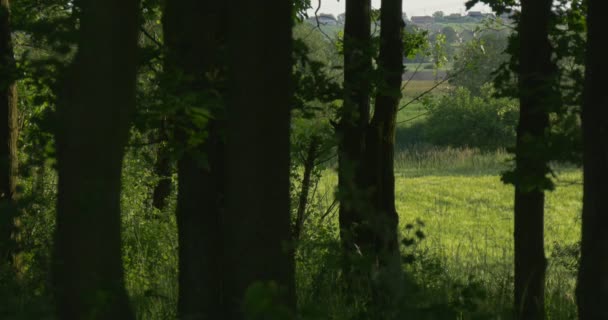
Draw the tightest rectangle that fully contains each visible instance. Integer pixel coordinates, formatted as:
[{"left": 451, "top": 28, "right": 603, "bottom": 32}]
[{"left": 306, "top": 0, "right": 491, "bottom": 17}]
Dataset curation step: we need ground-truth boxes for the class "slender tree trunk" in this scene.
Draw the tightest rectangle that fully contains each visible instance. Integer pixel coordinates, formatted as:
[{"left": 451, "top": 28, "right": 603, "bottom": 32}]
[
  {"left": 338, "top": 0, "right": 373, "bottom": 282},
  {"left": 294, "top": 135, "right": 321, "bottom": 241},
  {"left": 513, "top": 0, "right": 555, "bottom": 318},
  {"left": 0, "top": 0, "right": 18, "bottom": 269},
  {"left": 52, "top": 0, "right": 140, "bottom": 318},
  {"left": 576, "top": 0, "right": 608, "bottom": 318},
  {"left": 151, "top": 119, "right": 172, "bottom": 211},
  {"left": 364, "top": 0, "right": 404, "bottom": 313},
  {"left": 223, "top": 0, "right": 295, "bottom": 318},
  {"left": 162, "top": 1, "right": 226, "bottom": 318}
]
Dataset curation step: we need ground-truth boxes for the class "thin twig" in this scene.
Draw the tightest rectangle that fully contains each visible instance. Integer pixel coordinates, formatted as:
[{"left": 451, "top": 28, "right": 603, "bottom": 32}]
[
  {"left": 396, "top": 111, "right": 430, "bottom": 125},
  {"left": 320, "top": 198, "right": 339, "bottom": 221},
  {"left": 140, "top": 26, "right": 163, "bottom": 48}
]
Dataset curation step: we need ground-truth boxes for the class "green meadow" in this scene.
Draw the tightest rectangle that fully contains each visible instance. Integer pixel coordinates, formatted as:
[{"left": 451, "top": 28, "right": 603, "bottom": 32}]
[{"left": 309, "top": 148, "right": 581, "bottom": 319}]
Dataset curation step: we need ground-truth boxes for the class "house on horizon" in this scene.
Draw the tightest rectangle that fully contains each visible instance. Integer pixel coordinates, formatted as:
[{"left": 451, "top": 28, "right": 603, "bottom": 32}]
[
  {"left": 467, "top": 11, "right": 484, "bottom": 18},
  {"left": 411, "top": 15, "right": 434, "bottom": 25},
  {"left": 306, "top": 13, "right": 338, "bottom": 26},
  {"left": 498, "top": 12, "right": 513, "bottom": 22},
  {"left": 337, "top": 13, "right": 345, "bottom": 24},
  {"left": 445, "top": 13, "right": 462, "bottom": 20}
]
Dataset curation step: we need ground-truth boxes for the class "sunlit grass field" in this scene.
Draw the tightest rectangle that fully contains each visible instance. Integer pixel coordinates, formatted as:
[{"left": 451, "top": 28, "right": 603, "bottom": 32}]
[{"left": 312, "top": 147, "right": 582, "bottom": 318}]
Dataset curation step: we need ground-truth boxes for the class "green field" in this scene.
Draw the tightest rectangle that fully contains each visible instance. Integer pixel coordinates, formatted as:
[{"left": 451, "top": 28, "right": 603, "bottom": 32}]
[{"left": 306, "top": 148, "right": 581, "bottom": 318}]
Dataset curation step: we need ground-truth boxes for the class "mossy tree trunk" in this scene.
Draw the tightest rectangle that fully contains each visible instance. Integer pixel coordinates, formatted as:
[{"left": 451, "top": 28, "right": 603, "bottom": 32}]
[
  {"left": 576, "top": 0, "right": 608, "bottom": 318},
  {"left": 0, "top": 0, "right": 18, "bottom": 270},
  {"left": 52, "top": 0, "right": 140, "bottom": 318}
]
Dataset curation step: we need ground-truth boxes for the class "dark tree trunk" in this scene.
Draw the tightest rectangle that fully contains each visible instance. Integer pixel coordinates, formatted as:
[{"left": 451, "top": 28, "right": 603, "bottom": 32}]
[
  {"left": 364, "top": 0, "right": 404, "bottom": 312},
  {"left": 0, "top": 0, "right": 18, "bottom": 269},
  {"left": 294, "top": 135, "right": 321, "bottom": 241},
  {"left": 52, "top": 0, "right": 140, "bottom": 318},
  {"left": 513, "top": 0, "right": 555, "bottom": 318},
  {"left": 174, "top": 130, "right": 224, "bottom": 320},
  {"left": 338, "top": 0, "right": 373, "bottom": 281},
  {"left": 222, "top": 0, "right": 295, "bottom": 318},
  {"left": 162, "top": 1, "right": 226, "bottom": 318},
  {"left": 576, "top": 0, "right": 608, "bottom": 318},
  {"left": 151, "top": 119, "right": 172, "bottom": 211}
]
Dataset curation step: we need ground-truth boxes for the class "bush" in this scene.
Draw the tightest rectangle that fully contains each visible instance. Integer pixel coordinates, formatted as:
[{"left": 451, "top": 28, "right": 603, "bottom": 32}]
[{"left": 423, "top": 85, "right": 518, "bottom": 150}]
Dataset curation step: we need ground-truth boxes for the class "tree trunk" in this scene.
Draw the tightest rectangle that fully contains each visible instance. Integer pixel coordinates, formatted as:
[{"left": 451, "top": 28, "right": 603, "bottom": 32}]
[
  {"left": 513, "top": 0, "right": 554, "bottom": 318},
  {"left": 294, "top": 135, "right": 321, "bottom": 241},
  {"left": 162, "top": 1, "right": 226, "bottom": 318},
  {"left": 576, "top": 0, "right": 608, "bottom": 318},
  {"left": 222, "top": 0, "right": 295, "bottom": 318},
  {"left": 338, "top": 0, "right": 374, "bottom": 283},
  {"left": 174, "top": 131, "right": 223, "bottom": 320},
  {"left": 0, "top": 0, "right": 18, "bottom": 270},
  {"left": 364, "top": 0, "right": 404, "bottom": 313},
  {"left": 52, "top": 0, "right": 140, "bottom": 318}
]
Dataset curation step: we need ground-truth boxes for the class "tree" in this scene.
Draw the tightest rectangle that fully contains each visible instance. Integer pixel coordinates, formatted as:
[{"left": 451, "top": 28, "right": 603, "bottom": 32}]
[
  {"left": 363, "top": 0, "right": 405, "bottom": 313},
  {"left": 337, "top": 0, "right": 373, "bottom": 287},
  {"left": 576, "top": 0, "right": 608, "bottom": 317},
  {"left": 449, "top": 30, "right": 509, "bottom": 95},
  {"left": 222, "top": 0, "right": 296, "bottom": 318},
  {"left": 509, "top": 0, "right": 557, "bottom": 318},
  {"left": 52, "top": 0, "right": 140, "bottom": 318},
  {"left": 0, "top": 0, "right": 18, "bottom": 270},
  {"left": 441, "top": 26, "right": 458, "bottom": 44},
  {"left": 433, "top": 11, "right": 445, "bottom": 19},
  {"left": 162, "top": 0, "right": 227, "bottom": 318}
]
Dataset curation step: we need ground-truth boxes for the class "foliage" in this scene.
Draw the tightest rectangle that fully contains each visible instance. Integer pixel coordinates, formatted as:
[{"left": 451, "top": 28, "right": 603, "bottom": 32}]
[
  {"left": 422, "top": 85, "right": 518, "bottom": 150},
  {"left": 449, "top": 29, "right": 510, "bottom": 95}
]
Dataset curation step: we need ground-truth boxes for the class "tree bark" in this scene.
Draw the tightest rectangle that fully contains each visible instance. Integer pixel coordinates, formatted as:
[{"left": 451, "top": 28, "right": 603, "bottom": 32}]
[
  {"left": 576, "top": 0, "right": 608, "bottom": 318},
  {"left": 222, "top": 0, "right": 296, "bottom": 318},
  {"left": 513, "top": 0, "right": 554, "bottom": 318},
  {"left": 52, "top": 0, "right": 140, "bottom": 318},
  {"left": 338, "top": 0, "right": 374, "bottom": 283},
  {"left": 364, "top": 0, "right": 405, "bottom": 313},
  {"left": 0, "top": 0, "right": 18, "bottom": 269},
  {"left": 162, "top": 1, "right": 226, "bottom": 318}
]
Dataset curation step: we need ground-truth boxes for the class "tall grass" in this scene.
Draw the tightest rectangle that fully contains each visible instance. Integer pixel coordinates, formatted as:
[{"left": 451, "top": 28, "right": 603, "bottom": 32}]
[{"left": 394, "top": 144, "right": 510, "bottom": 176}]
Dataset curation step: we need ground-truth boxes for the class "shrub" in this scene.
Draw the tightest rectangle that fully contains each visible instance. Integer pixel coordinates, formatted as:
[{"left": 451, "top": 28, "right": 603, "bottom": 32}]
[{"left": 423, "top": 85, "right": 518, "bottom": 150}]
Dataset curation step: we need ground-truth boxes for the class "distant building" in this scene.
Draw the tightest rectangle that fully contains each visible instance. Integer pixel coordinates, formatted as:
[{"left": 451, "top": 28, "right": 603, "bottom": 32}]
[
  {"left": 446, "top": 13, "right": 462, "bottom": 20},
  {"left": 411, "top": 16, "right": 434, "bottom": 25},
  {"left": 499, "top": 12, "right": 513, "bottom": 22},
  {"left": 307, "top": 13, "right": 338, "bottom": 26},
  {"left": 467, "top": 11, "right": 484, "bottom": 18},
  {"left": 337, "top": 13, "right": 346, "bottom": 24}
]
